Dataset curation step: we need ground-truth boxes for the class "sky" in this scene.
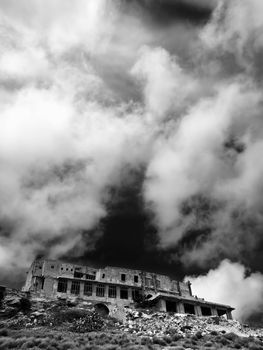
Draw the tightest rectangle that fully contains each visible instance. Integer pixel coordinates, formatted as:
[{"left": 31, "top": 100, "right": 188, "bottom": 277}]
[{"left": 0, "top": 0, "right": 263, "bottom": 322}]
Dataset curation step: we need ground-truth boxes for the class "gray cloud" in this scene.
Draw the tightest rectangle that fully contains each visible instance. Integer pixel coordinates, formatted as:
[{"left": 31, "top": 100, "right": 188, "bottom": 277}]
[{"left": 0, "top": 1, "right": 263, "bottom": 322}]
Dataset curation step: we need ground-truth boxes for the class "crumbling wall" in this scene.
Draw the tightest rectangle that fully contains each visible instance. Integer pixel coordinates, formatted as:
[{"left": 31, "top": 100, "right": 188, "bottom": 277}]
[
  {"left": 178, "top": 281, "right": 191, "bottom": 297},
  {"left": 22, "top": 260, "right": 43, "bottom": 292}
]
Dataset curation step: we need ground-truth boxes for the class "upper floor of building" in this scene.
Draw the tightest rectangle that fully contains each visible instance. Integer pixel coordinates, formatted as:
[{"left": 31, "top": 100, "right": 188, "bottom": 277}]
[{"left": 23, "top": 259, "right": 192, "bottom": 298}]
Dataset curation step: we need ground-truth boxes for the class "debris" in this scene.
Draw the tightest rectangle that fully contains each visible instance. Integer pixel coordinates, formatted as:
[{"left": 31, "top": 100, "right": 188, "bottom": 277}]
[{"left": 118, "top": 308, "right": 263, "bottom": 339}]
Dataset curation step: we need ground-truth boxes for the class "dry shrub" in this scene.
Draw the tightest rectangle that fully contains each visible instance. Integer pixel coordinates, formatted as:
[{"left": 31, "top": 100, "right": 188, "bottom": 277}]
[{"left": 0, "top": 329, "right": 8, "bottom": 337}]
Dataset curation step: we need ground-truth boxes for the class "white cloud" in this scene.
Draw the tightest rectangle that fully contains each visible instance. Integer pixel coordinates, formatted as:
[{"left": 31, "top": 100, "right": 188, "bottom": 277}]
[
  {"left": 131, "top": 46, "right": 198, "bottom": 119},
  {"left": 144, "top": 81, "right": 263, "bottom": 247},
  {"left": 0, "top": 0, "right": 157, "bottom": 271},
  {"left": 0, "top": 47, "right": 49, "bottom": 82},
  {"left": 186, "top": 260, "right": 263, "bottom": 321}
]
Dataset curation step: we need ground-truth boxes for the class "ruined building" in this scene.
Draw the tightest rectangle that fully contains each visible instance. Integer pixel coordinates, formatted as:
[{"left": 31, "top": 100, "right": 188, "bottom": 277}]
[{"left": 23, "top": 259, "right": 234, "bottom": 319}]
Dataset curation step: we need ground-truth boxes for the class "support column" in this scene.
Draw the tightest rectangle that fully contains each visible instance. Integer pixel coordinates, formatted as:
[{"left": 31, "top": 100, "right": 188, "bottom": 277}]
[
  {"left": 157, "top": 299, "right": 166, "bottom": 312},
  {"left": 105, "top": 285, "right": 109, "bottom": 299},
  {"left": 194, "top": 305, "right": 202, "bottom": 316},
  {"left": 67, "top": 279, "right": 72, "bottom": 296},
  {"left": 211, "top": 307, "right": 218, "bottom": 316},
  {"left": 92, "top": 283, "right": 96, "bottom": 297},
  {"left": 116, "top": 286, "right": 121, "bottom": 300},
  {"left": 226, "top": 310, "right": 233, "bottom": 320},
  {"left": 79, "top": 282, "right": 84, "bottom": 297},
  {"left": 177, "top": 302, "right": 185, "bottom": 314},
  {"left": 128, "top": 288, "right": 133, "bottom": 301}
]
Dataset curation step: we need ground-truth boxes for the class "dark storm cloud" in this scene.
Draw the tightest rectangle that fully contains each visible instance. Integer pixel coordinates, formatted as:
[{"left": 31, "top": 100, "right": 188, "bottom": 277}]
[
  {"left": 64, "top": 170, "right": 186, "bottom": 281},
  {"left": 122, "top": 0, "right": 216, "bottom": 25}
]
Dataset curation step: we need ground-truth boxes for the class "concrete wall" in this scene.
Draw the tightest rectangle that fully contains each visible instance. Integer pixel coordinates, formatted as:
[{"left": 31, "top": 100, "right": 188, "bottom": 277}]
[
  {"left": 23, "top": 259, "right": 191, "bottom": 297},
  {"left": 42, "top": 277, "right": 136, "bottom": 307},
  {"left": 22, "top": 260, "right": 44, "bottom": 291},
  {"left": 178, "top": 282, "right": 191, "bottom": 297}
]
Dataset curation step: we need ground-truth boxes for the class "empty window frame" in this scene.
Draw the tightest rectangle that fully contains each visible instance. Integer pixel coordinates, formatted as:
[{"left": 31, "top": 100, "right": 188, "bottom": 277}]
[
  {"left": 166, "top": 300, "right": 178, "bottom": 312},
  {"left": 57, "top": 278, "right": 68, "bottom": 293},
  {"left": 84, "top": 282, "right": 93, "bottom": 296},
  {"left": 184, "top": 303, "right": 195, "bottom": 315},
  {"left": 120, "top": 288, "right": 128, "bottom": 299},
  {"left": 86, "top": 273, "right": 96, "bottom": 280},
  {"left": 96, "top": 284, "right": 105, "bottom": 297},
  {"left": 108, "top": 285, "right": 117, "bottom": 298},
  {"left": 134, "top": 275, "right": 138, "bottom": 283},
  {"left": 71, "top": 281, "right": 80, "bottom": 295},
  {"left": 217, "top": 309, "right": 226, "bottom": 316},
  {"left": 121, "top": 274, "right": 126, "bottom": 282},
  {"left": 74, "top": 271, "right": 83, "bottom": 278},
  {"left": 201, "top": 306, "right": 212, "bottom": 316}
]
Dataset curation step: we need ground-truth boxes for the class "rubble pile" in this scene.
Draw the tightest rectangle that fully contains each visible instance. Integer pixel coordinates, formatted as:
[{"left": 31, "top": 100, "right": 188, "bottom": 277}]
[
  {"left": 0, "top": 308, "right": 105, "bottom": 333},
  {"left": 120, "top": 308, "right": 263, "bottom": 339},
  {"left": 0, "top": 294, "right": 105, "bottom": 333}
]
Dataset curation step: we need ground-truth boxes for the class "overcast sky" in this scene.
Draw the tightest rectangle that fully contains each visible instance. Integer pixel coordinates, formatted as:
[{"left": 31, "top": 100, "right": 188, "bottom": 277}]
[{"left": 0, "top": 0, "right": 263, "bottom": 322}]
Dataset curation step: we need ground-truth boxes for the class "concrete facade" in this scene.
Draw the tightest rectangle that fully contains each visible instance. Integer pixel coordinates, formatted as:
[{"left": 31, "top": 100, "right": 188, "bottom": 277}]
[{"left": 22, "top": 259, "right": 234, "bottom": 319}]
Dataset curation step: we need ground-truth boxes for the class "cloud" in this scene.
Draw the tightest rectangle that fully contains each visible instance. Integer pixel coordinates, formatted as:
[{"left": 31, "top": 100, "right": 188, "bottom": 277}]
[
  {"left": 140, "top": 1, "right": 263, "bottom": 269},
  {"left": 0, "top": 84, "right": 152, "bottom": 269},
  {"left": 201, "top": 0, "right": 263, "bottom": 71},
  {"left": 0, "top": 0, "right": 263, "bottom": 288},
  {"left": 131, "top": 46, "right": 199, "bottom": 119},
  {"left": 186, "top": 260, "right": 263, "bottom": 321},
  {"left": 0, "top": 0, "right": 153, "bottom": 273},
  {"left": 144, "top": 80, "right": 263, "bottom": 248}
]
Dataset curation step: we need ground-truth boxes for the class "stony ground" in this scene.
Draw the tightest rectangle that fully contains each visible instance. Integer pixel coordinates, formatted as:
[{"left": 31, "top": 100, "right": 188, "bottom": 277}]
[
  {"left": 1, "top": 291, "right": 263, "bottom": 349},
  {"left": 1, "top": 326, "right": 263, "bottom": 350}
]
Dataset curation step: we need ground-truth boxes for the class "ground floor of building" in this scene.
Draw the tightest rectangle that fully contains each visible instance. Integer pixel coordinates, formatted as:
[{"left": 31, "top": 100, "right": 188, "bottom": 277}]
[{"left": 29, "top": 276, "right": 233, "bottom": 319}]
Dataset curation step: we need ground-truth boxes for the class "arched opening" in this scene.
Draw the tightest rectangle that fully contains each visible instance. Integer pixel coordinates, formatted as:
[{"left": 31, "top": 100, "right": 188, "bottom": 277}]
[{"left": 94, "top": 303, "right": 110, "bottom": 317}]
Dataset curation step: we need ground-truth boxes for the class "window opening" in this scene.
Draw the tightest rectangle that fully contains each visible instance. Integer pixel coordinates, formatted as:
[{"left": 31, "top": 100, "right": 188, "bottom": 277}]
[
  {"left": 71, "top": 281, "right": 80, "bottom": 295},
  {"left": 86, "top": 274, "right": 96, "bottom": 280},
  {"left": 74, "top": 271, "right": 83, "bottom": 278},
  {"left": 166, "top": 300, "right": 177, "bottom": 312},
  {"left": 184, "top": 303, "right": 195, "bottom": 315},
  {"left": 108, "top": 285, "right": 117, "bottom": 298},
  {"left": 120, "top": 288, "right": 128, "bottom": 299},
  {"left": 84, "top": 282, "right": 93, "bottom": 296},
  {"left": 96, "top": 284, "right": 105, "bottom": 297},
  {"left": 57, "top": 278, "right": 68, "bottom": 293}
]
